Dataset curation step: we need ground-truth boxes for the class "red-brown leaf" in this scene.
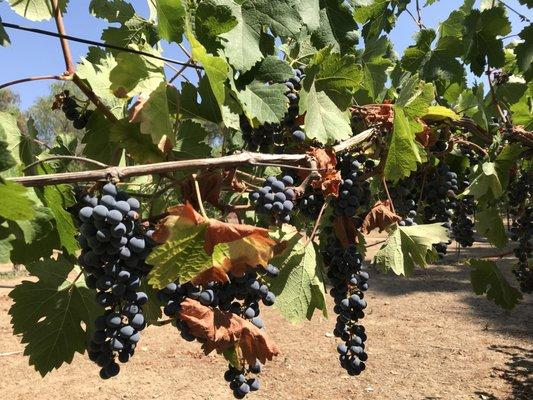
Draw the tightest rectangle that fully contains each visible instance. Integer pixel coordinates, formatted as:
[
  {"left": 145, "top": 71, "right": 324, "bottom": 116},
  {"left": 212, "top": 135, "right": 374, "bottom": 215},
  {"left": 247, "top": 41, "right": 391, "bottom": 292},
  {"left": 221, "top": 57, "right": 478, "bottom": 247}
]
[
  {"left": 178, "top": 298, "right": 280, "bottom": 365},
  {"left": 361, "top": 199, "right": 402, "bottom": 234},
  {"left": 180, "top": 171, "right": 223, "bottom": 211}
]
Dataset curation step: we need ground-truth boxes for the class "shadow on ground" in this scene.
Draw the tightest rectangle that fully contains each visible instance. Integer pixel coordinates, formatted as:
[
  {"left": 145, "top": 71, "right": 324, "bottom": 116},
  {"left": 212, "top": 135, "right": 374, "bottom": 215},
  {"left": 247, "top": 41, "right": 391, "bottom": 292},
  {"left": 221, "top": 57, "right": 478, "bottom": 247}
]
[{"left": 489, "top": 345, "right": 533, "bottom": 400}]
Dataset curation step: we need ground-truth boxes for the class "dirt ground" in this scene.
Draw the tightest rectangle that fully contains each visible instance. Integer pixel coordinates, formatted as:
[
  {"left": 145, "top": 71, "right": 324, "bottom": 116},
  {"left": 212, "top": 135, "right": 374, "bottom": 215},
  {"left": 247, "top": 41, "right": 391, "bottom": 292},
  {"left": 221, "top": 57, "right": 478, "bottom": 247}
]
[{"left": 0, "top": 238, "right": 531, "bottom": 400}]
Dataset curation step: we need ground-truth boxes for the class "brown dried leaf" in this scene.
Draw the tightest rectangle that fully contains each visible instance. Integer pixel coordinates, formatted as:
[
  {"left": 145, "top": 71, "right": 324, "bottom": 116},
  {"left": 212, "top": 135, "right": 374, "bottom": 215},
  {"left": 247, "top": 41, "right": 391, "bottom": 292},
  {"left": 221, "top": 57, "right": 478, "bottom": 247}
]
[
  {"left": 415, "top": 121, "right": 431, "bottom": 147},
  {"left": 128, "top": 95, "right": 149, "bottom": 123},
  {"left": 307, "top": 147, "right": 342, "bottom": 197},
  {"left": 361, "top": 199, "right": 401, "bottom": 234},
  {"left": 333, "top": 216, "right": 359, "bottom": 247},
  {"left": 179, "top": 298, "right": 280, "bottom": 365}
]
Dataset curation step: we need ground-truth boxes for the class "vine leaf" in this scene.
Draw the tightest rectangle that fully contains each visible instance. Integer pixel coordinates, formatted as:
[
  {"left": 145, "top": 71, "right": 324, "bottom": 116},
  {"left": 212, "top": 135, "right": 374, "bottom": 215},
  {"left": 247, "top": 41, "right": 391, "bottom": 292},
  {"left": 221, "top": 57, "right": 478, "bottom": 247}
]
[
  {"left": 299, "top": 82, "right": 352, "bottom": 145},
  {"left": 8, "top": 257, "right": 101, "bottom": 376},
  {"left": 422, "top": 105, "right": 460, "bottom": 122},
  {"left": 462, "top": 7, "right": 511, "bottom": 76},
  {"left": 154, "top": 0, "right": 185, "bottom": 43},
  {"left": 194, "top": 0, "right": 238, "bottom": 53},
  {"left": 354, "top": 36, "right": 393, "bottom": 103},
  {"left": 7, "top": 0, "right": 67, "bottom": 21},
  {"left": 237, "top": 81, "right": 288, "bottom": 125},
  {"left": 306, "top": 147, "right": 341, "bottom": 197},
  {"left": 467, "top": 259, "right": 522, "bottom": 310},
  {"left": 361, "top": 199, "right": 402, "bottom": 234},
  {"left": 0, "top": 181, "right": 35, "bottom": 221},
  {"left": 0, "top": 111, "right": 21, "bottom": 172},
  {"left": 178, "top": 298, "right": 280, "bottom": 365},
  {"left": 38, "top": 183, "right": 79, "bottom": 256},
  {"left": 475, "top": 207, "right": 508, "bottom": 249},
  {"left": 188, "top": 31, "right": 229, "bottom": 106},
  {"left": 174, "top": 120, "right": 213, "bottom": 158},
  {"left": 515, "top": 24, "right": 532, "bottom": 81},
  {"left": 374, "top": 223, "right": 449, "bottom": 276},
  {"left": 268, "top": 229, "right": 328, "bottom": 323},
  {"left": 462, "top": 162, "right": 503, "bottom": 204},
  {"left": 147, "top": 204, "right": 276, "bottom": 287},
  {"left": 89, "top": 0, "right": 135, "bottom": 23},
  {"left": 311, "top": 0, "right": 358, "bottom": 53},
  {"left": 147, "top": 223, "right": 211, "bottom": 289}
]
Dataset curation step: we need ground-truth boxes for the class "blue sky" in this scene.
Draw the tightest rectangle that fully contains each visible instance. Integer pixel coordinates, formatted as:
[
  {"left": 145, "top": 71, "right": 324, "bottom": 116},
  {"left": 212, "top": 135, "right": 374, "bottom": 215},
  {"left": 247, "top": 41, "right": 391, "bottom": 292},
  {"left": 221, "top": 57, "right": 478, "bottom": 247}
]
[{"left": 0, "top": 0, "right": 530, "bottom": 109}]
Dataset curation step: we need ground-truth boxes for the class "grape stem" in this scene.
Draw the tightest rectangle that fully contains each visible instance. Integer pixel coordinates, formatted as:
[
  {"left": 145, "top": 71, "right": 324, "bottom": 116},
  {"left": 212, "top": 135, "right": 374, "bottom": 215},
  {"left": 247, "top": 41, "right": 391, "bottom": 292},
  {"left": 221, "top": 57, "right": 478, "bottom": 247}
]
[
  {"left": 0, "top": 75, "right": 66, "bottom": 90},
  {"left": 381, "top": 176, "right": 396, "bottom": 215},
  {"left": 192, "top": 173, "right": 209, "bottom": 220},
  {"left": 23, "top": 155, "right": 109, "bottom": 172},
  {"left": 305, "top": 202, "right": 328, "bottom": 247}
]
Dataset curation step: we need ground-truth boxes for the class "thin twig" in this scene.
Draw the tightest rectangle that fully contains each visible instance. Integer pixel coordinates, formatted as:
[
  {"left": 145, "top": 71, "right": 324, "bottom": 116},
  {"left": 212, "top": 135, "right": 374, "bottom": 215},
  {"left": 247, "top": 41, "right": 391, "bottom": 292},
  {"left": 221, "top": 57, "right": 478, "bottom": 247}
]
[
  {"left": 415, "top": 0, "right": 423, "bottom": 28},
  {"left": 192, "top": 173, "right": 208, "bottom": 219},
  {"left": 305, "top": 202, "right": 328, "bottom": 247},
  {"left": 452, "top": 137, "right": 488, "bottom": 156},
  {"left": 496, "top": 0, "right": 531, "bottom": 23},
  {"left": 23, "top": 155, "right": 108, "bottom": 171},
  {"left": 0, "top": 351, "right": 23, "bottom": 356},
  {"left": 0, "top": 75, "right": 65, "bottom": 90},
  {"left": 1, "top": 21, "right": 202, "bottom": 69},
  {"left": 51, "top": 0, "right": 75, "bottom": 74},
  {"left": 486, "top": 68, "right": 509, "bottom": 126},
  {"left": 365, "top": 239, "right": 386, "bottom": 249},
  {"left": 382, "top": 176, "right": 395, "bottom": 214}
]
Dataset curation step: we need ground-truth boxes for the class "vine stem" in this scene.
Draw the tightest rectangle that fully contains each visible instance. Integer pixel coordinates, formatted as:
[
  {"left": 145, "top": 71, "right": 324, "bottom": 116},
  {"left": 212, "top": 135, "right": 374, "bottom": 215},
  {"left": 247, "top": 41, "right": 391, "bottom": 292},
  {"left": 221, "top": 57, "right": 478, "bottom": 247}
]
[
  {"left": 486, "top": 67, "right": 509, "bottom": 126},
  {"left": 7, "top": 129, "right": 376, "bottom": 187},
  {"left": 192, "top": 173, "right": 208, "bottom": 220},
  {"left": 451, "top": 137, "right": 488, "bottom": 156},
  {"left": 23, "top": 155, "right": 108, "bottom": 171},
  {"left": 381, "top": 176, "right": 396, "bottom": 214},
  {"left": 0, "top": 75, "right": 66, "bottom": 90},
  {"left": 0, "top": 21, "right": 201, "bottom": 69},
  {"left": 305, "top": 202, "right": 328, "bottom": 247},
  {"left": 51, "top": 0, "right": 75, "bottom": 74}
]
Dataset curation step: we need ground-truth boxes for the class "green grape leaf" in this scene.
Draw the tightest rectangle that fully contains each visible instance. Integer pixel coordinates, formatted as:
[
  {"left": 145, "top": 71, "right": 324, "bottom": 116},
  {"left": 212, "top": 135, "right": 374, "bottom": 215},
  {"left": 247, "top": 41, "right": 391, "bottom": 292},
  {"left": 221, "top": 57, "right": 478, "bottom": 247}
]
[
  {"left": 305, "top": 46, "right": 363, "bottom": 109},
  {"left": 8, "top": 257, "right": 101, "bottom": 376},
  {"left": 133, "top": 81, "right": 173, "bottom": 145},
  {"left": 38, "top": 184, "right": 79, "bottom": 256},
  {"left": 110, "top": 121, "right": 166, "bottom": 164},
  {"left": 82, "top": 111, "right": 116, "bottom": 164},
  {"left": 7, "top": 0, "right": 67, "bottom": 21},
  {"left": 220, "top": 0, "right": 303, "bottom": 72},
  {"left": 188, "top": 32, "right": 229, "bottom": 106},
  {"left": 195, "top": 0, "right": 238, "bottom": 52},
  {"left": 515, "top": 25, "right": 533, "bottom": 81},
  {"left": 101, "top": 15, "right": 158, "bottom": 48},
  {"left": 510, "top": 84, "right": 533, "bottom": 131},
  {"left": 174, "top": 120, "right": 212, "bottom": 159},
  {"left": 354, "top": 0, "right": 400, "bottom": 40},
  {"left": 462, "top": 7, "right": 511, "bottom": 76},
  {"left": 0, "top": 112, "right": 17, "bottom": 172},
  {"left": 0, "top": 181, "right": 35, "bottom": 221},
  {"left": 438, "top": 0, "right": 474, "bottom": 39},
  {"left": 299, "top": 82, "right": 352, "bottom": 144},
  {"left": 423, "top": 105, "right": 460, "bottom": 121},
  {"left": 77, "top": 48, "right": 125, "bottom": 118},
  {"left": 475, "top": 207, "right": 507, "bottom": 249},
  {"left": 354, "top": 36, "right": 393, "bottom": 103},
  {"left": 374, "top": 223, "right": 449, "bottom": 276},
  {"left": 268, "top": 232, "right": 327, "bottom": 323},
  {"left": 246, "top": 56, "right": 295, "bottom": 84},
  {"left": 154, "top": 0, "right": 185, "bottom": 43},
  {"left": 462, "top": 162, "right": 502, "bottom": 203},
  {"left": 177, "top": 78, "right": 222, "bottom": 124},
  {"left": 0, "top": 16, "right": 10, "bottom": 46},
  {"left": 89, "top": 0, "right": 135, "bottom": 23},
  {"left": 494, "top": 143, "right": 523, "bottom": 189},
  {"left": 140, "top": 281, "right": 162, "bottom": 325},
  {"left": 311, "top": 0, "right": 358, "bottom": 53},
  {"left": 237, "top": 81, "right": 288, "bottom": 125},
  {"left": 147, "top": 224, "right": 211, "bottom": 289},
  {"left": 0, "top": 226, "right": 15, "bottom": 264},
  {"left": 297, "top": 0, "right": 320, "bottom": 31},
  {"left": 384, "top": 106, "right": 427, "bottom": 182},
  {"left": 109, "top": 50, "right": 165, "bottom": 98},
  {"left": 467, "top": 259, "right": 522, "bottom": 310}
]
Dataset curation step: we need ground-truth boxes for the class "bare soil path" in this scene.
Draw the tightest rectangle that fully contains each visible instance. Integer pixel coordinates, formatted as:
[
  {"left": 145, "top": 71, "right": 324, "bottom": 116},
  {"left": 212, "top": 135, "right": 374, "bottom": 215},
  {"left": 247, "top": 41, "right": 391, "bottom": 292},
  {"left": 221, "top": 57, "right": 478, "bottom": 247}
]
[{"left": 0, "top": 239, "right": 531, "bottom": 400}]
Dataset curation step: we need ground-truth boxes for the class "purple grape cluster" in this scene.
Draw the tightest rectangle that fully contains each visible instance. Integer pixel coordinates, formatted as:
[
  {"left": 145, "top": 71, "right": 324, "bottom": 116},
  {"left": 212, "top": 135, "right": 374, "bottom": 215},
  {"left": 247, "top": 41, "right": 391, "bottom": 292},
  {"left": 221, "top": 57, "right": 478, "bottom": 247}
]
[
  {"left": 74, "top": 182, "right": 155, "bottom": 379},
  {"left": 251, "top": 175, "right": 296, "bottom": 223}
]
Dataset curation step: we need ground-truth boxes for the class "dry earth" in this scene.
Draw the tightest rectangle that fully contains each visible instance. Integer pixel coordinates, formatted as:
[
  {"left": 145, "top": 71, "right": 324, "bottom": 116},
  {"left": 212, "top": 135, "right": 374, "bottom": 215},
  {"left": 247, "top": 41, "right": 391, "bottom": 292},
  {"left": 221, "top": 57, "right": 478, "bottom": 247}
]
[{"left": 0, "top": 238, "right": 531, "bottom": 400}]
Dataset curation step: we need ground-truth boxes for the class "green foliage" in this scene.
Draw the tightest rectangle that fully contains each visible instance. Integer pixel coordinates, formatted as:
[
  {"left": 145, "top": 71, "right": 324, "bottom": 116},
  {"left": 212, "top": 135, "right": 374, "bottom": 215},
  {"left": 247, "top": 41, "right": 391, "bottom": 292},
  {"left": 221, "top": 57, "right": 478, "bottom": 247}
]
[
  {"left": 468, "top": 259, "right": 522, "bottom": 310},
  {"left": 9, "top": 256, "right": 101, "bottom": 375},
  {"left": 268, "top": 230, "right": 327, "bottom": 323},
  {"left": 475, "top": 207, "right": 508, "bottom": 249},
  {"left": 374, "top": 223, "right": 449, "bottom": 276},
  {"left": 0, "top": 181, "right": 35, "bottom": 221},
  {"left": 147, "top": 224, "right": 211, "bottom": 289},
  {"left": 7, "top": 0, "right": 68, "bottom": 21}
]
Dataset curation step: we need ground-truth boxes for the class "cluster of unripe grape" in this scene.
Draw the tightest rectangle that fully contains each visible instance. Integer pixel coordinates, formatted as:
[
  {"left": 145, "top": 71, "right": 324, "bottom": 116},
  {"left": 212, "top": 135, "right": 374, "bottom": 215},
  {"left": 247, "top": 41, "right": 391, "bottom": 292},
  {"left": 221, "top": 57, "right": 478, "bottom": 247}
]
[
  {"left": 323, "top": 235, "right": 369, "bottom": 376},
  {"left": 60, "top": 91, "right": 93, "bottom": 129},
  {"left": 251, "top": 175, "right": 296, "bottom": 223},
  {"left": 240, "top": 67, "right": 306, "bottom": 151},
  {"left": 157, "top": 265, "right": 279, "bottom": 399},
  {"left": 74, "top": 183, "right": 155, "bottom": 379}
]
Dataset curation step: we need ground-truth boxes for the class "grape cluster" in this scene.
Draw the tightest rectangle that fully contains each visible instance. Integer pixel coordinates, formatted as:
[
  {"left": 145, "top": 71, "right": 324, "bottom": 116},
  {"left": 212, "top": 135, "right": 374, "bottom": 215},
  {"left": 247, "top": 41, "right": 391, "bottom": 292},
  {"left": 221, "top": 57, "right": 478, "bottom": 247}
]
[
  {"left": 251, "top": 175, "right": 296, "bottom": 223},
  {"left": 61, "top": 91, "right": 92, "bottom": 130},
  {"left": 158, "top": 266, "right": 279, "bottom": 398},
  {"left": 422, "top": 163, "right": 458, "bottom": 257},
  {"left": 74, "top": 183, "right": 155, "bottom": 379},
  {"left": 389, "top": 176, "right": 419, "bottom": 226},
  {"left": 240, "top": 68, "right": 306, "bottom": 151},
  {"left": 511, "top": 207, "right": 532, "bottom": 293},
  {"left": 331, "top": 154, "right": 372, "bottom": 218},
  {"left": 323, "top": 234, "right": 369, "bottom": 376},
  {"left": 298, "top": 191, "right": 325, "bottom": 219}
]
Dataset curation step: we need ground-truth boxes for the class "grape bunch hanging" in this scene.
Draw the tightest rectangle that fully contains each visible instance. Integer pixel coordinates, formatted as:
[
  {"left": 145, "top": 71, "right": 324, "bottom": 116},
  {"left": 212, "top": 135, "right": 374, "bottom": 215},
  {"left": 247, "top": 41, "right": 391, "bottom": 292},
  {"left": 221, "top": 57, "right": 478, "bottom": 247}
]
[
  {"left": 157, "top": 266, "right": 280, "bottom": 398},
  {"left": 57, "top": 90, "right": 93, "bottom": 130},
  {"left": 74, "top": 183, "right": 155, "bottom": 379}
]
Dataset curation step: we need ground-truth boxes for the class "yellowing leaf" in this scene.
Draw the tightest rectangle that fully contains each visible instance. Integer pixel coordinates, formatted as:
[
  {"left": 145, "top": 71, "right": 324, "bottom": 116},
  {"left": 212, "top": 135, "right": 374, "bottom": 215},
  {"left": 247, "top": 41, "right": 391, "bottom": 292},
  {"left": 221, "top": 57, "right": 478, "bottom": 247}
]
[{"left": 423, "top": 105, "right": 460, "bottom": 121}]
